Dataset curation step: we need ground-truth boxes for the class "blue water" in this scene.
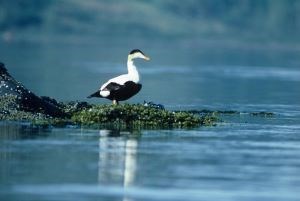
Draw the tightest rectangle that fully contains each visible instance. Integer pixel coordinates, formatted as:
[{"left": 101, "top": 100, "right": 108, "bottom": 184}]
[{"left": 1, "top": 40, "right": 300, "bottom": 201}]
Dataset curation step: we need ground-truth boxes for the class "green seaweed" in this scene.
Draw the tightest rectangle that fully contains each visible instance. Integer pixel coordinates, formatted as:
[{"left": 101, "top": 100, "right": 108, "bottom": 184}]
[{"left": 71, "top": 104, "right": 215, "bottom": 128}]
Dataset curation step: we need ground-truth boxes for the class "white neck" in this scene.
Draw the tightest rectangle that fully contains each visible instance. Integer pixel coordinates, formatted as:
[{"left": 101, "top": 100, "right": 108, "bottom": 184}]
[{"left": 127, "top": 59, "right": 140, "bottom": 83}]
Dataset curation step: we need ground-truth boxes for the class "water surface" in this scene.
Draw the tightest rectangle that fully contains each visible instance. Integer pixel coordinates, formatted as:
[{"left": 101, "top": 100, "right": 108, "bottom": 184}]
[{"left": 1, "top": 40, "right": 300, "bottom": 201}]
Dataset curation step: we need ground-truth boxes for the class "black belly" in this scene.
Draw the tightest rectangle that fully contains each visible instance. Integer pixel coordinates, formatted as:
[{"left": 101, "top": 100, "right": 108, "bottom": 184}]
[{"left": 106, "top": 81, "right": 142, "bottom": 101}]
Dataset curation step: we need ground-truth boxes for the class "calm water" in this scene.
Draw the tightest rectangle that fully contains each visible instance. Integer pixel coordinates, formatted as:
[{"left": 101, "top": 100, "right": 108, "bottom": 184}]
[{"left": 1, "top": 40, "right": 300, "bottom": 201}]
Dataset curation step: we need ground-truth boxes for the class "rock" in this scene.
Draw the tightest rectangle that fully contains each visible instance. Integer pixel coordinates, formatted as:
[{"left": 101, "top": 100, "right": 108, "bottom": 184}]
[
  {"left": 0, "top": 63, "right": 65, "bottom": 117},
  {"left": 143, "top": 100, "right": 165, "bottom": 110},
  {"left": 71, "top": 104, "right": 215, "bottom": 128}
]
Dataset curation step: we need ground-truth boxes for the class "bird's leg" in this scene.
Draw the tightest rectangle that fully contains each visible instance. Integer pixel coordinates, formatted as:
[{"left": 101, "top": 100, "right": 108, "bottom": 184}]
[{"left": 112, "top": 100, "right": 119, "bottom": 105}]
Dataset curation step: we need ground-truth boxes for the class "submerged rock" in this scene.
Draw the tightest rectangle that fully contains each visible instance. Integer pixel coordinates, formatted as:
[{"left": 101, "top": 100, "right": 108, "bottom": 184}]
[{"left": 250, "top": 111, "right": 275, "bottom": 117}]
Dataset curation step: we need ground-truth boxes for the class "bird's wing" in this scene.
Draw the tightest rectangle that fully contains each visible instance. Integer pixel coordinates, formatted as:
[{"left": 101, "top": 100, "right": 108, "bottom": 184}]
[
  {"left": 100, "top": 74, "right": 129, "bottom": 90},
  {"left": 102, "top": 82, "right": 122, "bottom": 91}
]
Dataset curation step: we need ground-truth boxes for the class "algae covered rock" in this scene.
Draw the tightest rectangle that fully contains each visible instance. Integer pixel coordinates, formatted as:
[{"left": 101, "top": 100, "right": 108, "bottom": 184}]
[
  {"left": 0, "top": 95, "right": 54, "bottom": 123},
  {"left": 71, "top": 104, "right": 216, "bottom": 128}
]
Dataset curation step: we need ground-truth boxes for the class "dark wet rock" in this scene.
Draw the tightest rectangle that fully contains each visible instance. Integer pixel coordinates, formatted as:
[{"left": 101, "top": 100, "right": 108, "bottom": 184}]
[
  {"left": 143, "top": 100, "right": 165, "bottom": 110},
  {"left": 250, "top": 111, "right": 275, "bottom": 117},
  {"left": 0, "top": 63, "right": 65, "bottom": 117},
  {"left": 41, "top": 96, "right": 60, "bottom": 107},
  {"left": 0, "top": 95, "right": 50, "bottom": 121}
]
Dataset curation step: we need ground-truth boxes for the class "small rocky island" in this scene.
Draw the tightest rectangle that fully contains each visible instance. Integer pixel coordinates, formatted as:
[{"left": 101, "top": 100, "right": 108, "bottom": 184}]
[{"left": 0, "top": 63, "right": 217, "bottom": 128}]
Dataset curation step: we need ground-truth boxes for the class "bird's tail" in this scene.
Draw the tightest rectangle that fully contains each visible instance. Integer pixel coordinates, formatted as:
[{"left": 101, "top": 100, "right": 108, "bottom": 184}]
[{"left": 87, "top": 91, "right": 102, "bottom": 98}]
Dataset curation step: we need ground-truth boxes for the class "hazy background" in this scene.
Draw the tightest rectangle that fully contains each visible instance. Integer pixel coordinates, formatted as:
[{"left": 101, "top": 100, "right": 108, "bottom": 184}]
[
  {"left": 0, "top": 0, "right": 299, "bottom": 106},
  {"left": 1, "top": 0, "right": 300, "bottom": 43}
]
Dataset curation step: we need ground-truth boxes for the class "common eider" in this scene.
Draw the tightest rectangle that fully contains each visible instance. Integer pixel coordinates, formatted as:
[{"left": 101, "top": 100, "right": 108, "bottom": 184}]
[{"left": 87, "top": 49, "right": 150, "bottom": 104}]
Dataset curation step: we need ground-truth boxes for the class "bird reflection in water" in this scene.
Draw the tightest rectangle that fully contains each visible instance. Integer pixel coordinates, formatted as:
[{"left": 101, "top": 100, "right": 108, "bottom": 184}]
[{"left": 98, "top": 129, "right": 139, "bottom": 201}]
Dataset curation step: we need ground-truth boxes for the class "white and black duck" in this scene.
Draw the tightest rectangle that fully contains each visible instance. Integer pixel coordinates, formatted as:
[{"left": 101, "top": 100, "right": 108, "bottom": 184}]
[{"left": 88, "top": 49, "right": 150, "bottom": 104}]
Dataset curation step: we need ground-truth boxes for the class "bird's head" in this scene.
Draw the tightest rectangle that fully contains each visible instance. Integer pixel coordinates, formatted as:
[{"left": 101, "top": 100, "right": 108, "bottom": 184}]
[{"left": 128, "top": 49, "right": 150, "bottom": 61}]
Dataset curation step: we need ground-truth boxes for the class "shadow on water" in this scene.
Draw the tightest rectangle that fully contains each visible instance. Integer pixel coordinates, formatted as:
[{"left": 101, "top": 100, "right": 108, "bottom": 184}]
[
  {"left": 0, "top": 122, "right": 50, "bottom": 140},
  {"left": 98, "top": 129, "right": 140, "bottom": 201}
]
